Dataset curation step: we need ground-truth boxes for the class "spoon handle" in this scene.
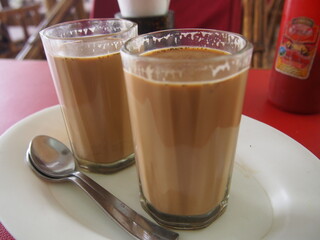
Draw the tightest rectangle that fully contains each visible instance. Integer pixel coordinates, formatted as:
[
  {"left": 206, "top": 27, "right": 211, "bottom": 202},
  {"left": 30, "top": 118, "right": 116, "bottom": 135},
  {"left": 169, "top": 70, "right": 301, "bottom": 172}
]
[{"left": 70, "top": 171, "right": 179, "bottom": 240}]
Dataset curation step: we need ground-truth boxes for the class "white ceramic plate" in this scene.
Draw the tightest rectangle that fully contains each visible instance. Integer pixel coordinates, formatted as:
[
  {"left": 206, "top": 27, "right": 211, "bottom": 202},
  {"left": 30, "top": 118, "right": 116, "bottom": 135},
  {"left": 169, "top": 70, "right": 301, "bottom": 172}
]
[{"left": 0, "top": 106, "right": 319, "bottom": 240}]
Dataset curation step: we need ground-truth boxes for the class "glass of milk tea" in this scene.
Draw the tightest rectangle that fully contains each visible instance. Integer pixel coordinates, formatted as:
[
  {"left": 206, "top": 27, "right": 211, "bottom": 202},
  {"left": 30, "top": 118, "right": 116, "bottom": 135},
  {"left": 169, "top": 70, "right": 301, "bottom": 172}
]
[
  {"left": 120, "top": 29, "right": 253, "bottom": 229},
  {"left": 40, "top": 19, "right": 137, "bottom": 173}
]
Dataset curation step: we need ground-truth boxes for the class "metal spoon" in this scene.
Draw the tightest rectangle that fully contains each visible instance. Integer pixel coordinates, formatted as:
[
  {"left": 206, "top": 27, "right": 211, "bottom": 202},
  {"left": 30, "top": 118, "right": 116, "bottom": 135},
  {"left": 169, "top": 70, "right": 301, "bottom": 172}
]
[{"left": 26, "top": 135, "right": 179, "bottom": 240}]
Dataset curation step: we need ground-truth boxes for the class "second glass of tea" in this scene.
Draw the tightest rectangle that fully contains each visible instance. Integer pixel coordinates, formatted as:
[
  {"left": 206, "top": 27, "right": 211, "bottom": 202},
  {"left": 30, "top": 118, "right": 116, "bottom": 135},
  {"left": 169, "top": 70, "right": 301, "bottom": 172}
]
[{"left": 40, "top": 19, "right": 137, "bottom": 173}]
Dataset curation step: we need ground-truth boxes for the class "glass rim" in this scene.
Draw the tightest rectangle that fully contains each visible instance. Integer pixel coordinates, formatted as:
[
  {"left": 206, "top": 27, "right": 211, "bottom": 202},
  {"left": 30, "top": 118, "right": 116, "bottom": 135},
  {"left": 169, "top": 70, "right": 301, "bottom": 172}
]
[
  {"left": 40, "top": 18, "right": 137, "bottom": 41},
  {"left": 121, "top": 28, "right": 253, "bottom": 63}
]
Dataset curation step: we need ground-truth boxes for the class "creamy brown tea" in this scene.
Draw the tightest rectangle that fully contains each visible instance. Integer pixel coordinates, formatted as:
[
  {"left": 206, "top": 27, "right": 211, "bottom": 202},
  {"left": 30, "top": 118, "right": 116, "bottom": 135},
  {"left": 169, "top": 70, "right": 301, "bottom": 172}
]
[
  {"left": 48, "top": 52, "right": 133, "bottom": 164},
  {"left": 124, "top": 47, "right": 248, "bottom": 216}
]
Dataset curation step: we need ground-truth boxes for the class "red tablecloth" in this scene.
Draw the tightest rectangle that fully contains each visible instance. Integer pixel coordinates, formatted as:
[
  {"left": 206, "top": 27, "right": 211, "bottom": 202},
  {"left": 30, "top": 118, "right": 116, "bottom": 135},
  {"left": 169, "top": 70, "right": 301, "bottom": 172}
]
[{"left": 1, "top": 59, "right": 319, "bottom": 239}]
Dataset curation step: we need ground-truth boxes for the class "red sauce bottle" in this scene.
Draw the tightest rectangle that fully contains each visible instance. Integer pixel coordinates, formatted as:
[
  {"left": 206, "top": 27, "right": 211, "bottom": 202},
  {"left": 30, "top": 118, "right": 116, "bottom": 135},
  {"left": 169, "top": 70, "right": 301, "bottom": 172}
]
[{"left": 268, "top": 0, "right": 320, "bottom": 114}]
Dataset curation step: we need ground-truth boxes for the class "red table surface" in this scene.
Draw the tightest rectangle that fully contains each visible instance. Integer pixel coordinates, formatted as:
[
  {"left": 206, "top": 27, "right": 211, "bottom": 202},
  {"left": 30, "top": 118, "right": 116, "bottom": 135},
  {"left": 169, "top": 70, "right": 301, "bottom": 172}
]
[{"left": 0, "top": 59, "right": 319, "bottom": 239}]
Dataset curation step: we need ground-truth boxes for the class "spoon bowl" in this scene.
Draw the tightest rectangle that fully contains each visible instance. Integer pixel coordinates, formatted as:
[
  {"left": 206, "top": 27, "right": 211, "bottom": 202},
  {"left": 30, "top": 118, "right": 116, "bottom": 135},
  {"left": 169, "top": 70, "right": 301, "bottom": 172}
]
[
  {"left": 26, "top": 153, "right": 66, "bottom": 183},
  {"left": 29, "top": 135, "right": 75, "bottom": 178}
]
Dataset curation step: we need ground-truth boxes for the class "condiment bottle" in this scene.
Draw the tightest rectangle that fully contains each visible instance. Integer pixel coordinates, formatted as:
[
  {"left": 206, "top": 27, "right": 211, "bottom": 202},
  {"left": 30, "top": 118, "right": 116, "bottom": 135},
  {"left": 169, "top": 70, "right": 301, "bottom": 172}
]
[{"left": 268, "top": 0, "right": 320, "bottom": 114}]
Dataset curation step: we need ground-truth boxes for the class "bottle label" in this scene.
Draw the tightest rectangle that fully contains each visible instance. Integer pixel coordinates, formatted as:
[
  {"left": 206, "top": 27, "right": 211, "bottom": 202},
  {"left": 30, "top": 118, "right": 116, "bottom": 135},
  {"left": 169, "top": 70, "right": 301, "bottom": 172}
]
[{"left": 275, "top": 17, "right": 319, "bottom": 79}]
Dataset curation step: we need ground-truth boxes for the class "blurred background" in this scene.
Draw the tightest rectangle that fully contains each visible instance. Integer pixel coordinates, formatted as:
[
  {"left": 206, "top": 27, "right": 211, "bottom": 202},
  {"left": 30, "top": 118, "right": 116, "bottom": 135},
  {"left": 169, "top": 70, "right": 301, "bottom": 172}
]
[{"left": 0, "top": 0, "right": 284, "bottom": 68}]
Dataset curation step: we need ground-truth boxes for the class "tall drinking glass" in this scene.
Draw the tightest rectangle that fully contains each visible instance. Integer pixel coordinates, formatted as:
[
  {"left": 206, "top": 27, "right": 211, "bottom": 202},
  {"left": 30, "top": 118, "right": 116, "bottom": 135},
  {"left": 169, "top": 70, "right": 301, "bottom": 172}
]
[
  {"left": 40, "top": 19, "right": 137, "bottom": 173},
  {"left": 120, "top": 29, "right": 253, "bottom": 229}
]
